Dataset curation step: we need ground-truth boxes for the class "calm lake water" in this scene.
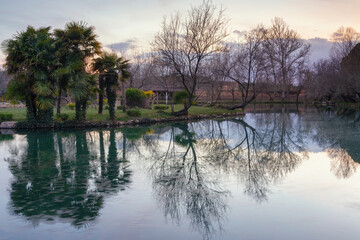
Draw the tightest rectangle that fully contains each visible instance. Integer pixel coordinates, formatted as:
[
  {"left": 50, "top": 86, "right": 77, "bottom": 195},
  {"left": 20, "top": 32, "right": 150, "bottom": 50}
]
[{"left": 0, "top": 105, "right": 360, "bottom": 240}]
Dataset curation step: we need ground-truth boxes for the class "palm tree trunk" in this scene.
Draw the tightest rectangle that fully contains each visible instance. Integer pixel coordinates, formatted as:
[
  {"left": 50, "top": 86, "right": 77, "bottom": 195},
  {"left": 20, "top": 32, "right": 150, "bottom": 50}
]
[
  {"left": 122, "top": 81, "right": 126, "bottom": 112},
  {"left": 98, "top": 74, "right": 104, "bottom": 114},
  {"left": 57, "top": 88, "right": 62, "bottom": 114},
  {"left": 81, "top": 99, "right": 87, "bottom": 120},
  {"left": 75, "top": 100, "right": 81, "bottom": 121}
]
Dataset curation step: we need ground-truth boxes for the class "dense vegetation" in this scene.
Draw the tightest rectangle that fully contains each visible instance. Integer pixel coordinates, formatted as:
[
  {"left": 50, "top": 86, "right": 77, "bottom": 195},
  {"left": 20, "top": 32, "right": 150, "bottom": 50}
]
[{"left": 1, "top": 22, "right": 129, "bottom": 126}]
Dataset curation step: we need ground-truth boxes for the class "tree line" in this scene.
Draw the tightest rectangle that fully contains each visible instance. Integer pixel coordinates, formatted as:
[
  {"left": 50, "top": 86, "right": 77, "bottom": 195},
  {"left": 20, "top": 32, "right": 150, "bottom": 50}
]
[
  {"left": 147, "top": 1, "right": 360, "bottom": 110},
  {"left": 2, "top": 0, "right": 360, "bottom": 125}
]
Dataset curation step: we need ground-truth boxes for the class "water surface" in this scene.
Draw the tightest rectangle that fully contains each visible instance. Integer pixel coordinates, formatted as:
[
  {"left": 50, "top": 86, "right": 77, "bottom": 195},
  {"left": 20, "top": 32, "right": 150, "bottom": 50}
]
[{"left": 0, "top": 106, "right": 359, "bottom": 240}]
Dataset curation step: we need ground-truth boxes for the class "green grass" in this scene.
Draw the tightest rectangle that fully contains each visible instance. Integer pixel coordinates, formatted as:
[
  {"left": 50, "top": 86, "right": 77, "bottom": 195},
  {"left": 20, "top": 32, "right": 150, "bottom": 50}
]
[
  {"left": 0, "top": 104, "right": 243, "bottom": 122},
  {"left": 0, "top": 108, "right": 26, "bottom": 121}
]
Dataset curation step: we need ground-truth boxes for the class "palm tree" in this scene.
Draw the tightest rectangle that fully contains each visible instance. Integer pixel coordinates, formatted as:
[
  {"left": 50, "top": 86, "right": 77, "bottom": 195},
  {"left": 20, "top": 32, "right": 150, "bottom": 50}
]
[
  {"left": 93, "top": 52, "right": 118, "bottom": 114},
  {"left": 93, "top": 52, "right": 130, "bottom": 120},
  {"left": 54, "top": 21, "right": 101, "bottom": 121},
  {"left": 2, "top": 26, "right": 57, "bottom": 124}
]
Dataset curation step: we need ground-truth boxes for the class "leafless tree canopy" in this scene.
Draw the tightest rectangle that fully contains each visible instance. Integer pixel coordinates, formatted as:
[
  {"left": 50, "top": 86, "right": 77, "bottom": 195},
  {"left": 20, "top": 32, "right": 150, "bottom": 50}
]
[
  {"left": 305, "top": 27, "right": 360, "bottom": 102},
  {"left": 331, "top": 26, "right": 360, "bottom": 62},
  {"left": 213, "top": 26, "right": 267, "bottom": 109},
  {"left": 152, "top": 0, "right": 229, "bottom": 115},
  {"left": 263, "top": 17, "right": 311, "bottom": 101}
]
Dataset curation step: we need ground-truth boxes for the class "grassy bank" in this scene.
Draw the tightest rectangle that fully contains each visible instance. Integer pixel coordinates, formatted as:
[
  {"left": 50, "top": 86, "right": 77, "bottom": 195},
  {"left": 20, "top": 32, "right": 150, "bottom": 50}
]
[{"left": 0, "top": 104, "right": 244, "bottom": 122}]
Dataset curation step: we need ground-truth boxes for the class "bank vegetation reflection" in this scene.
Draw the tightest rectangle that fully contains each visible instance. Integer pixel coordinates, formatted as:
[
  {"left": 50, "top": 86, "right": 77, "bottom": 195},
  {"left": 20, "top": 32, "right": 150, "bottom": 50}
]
[{"left": 3, "top": 107, "right": 360, "bottom": 239}]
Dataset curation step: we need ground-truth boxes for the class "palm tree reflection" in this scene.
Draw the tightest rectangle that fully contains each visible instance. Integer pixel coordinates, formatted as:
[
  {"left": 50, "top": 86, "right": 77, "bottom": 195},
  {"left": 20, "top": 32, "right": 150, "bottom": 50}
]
[
  {"left": 6, "top": 129, "right": 131, "bottom": 228},
  {"left": 5, "top": 106, "right": 359, "bottom": 239}
]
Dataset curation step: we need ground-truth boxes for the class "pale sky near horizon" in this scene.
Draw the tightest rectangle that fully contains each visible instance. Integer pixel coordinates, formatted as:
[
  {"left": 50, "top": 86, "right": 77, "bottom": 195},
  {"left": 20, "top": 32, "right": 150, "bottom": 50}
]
[{"left": 0, "top": 0, "right": 359, "bottom": 63}]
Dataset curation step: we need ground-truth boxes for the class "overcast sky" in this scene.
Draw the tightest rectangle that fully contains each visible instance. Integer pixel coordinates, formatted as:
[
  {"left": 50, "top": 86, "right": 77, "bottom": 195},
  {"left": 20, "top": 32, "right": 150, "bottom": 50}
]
[{"left": 1, "top": 0, "right": 359, "bottom": 63}]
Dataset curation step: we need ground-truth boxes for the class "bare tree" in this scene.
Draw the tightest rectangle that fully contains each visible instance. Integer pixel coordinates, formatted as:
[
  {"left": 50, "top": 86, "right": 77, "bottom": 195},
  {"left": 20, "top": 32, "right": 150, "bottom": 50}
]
[
  {"left": 127, "top": 49, "right": 153, "bottom": 89},
  {"left": 308, "top": 27, "right": 360, "bottom": 103},
  {"left": 331, "top": 26, "right": 360, "bottom": 63},
  {"left": 264, "top": 17, "right": 310, "bottom": 101},
  {"left": 215, "top": 26, "right": 267, "bottom": 109},
  {"left": 341, "top": 43, "right": 360, "bottom": 102},
  {"left": 152, "top": 0, "right": 228, "bottom": 116}
]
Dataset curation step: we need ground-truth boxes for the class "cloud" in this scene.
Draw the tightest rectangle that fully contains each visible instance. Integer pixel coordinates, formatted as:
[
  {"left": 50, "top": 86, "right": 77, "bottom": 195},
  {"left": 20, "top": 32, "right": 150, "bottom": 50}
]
[
  {"left": 233, "top": 30, "right": 247, "bottom": 36},
  {"left": 106, "top": 39, "right": 137, "bottom": 53},
  {"left": 306, "top": 37, "right": 333, "bottom": 62}
]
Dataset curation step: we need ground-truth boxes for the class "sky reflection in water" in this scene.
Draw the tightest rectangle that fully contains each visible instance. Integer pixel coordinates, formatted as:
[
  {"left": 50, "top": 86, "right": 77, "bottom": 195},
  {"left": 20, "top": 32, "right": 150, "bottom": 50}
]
[{"left": 0, "top": 105, "right": 359, "bottom": 240}]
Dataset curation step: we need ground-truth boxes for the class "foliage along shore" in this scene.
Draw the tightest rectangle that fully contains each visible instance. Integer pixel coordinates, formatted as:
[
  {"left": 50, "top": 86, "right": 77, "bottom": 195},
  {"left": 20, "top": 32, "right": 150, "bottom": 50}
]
[
  {"left": 0, "top": 105, "right": 244, "bottom": 129},
  {"left": 14, "top": 112, "right": 245, "bottom": 129}
]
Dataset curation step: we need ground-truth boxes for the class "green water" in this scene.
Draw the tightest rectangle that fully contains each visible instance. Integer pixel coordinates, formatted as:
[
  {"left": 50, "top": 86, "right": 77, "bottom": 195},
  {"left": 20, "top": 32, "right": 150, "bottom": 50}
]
[{"left": 0, "top": 106, "right": 359, "bottom": 239}]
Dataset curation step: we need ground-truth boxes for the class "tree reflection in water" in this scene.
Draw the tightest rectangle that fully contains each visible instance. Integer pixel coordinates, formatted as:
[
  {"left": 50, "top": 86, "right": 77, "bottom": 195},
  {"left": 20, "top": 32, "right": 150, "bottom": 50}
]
[
  {"left": 149, "top": 123, "right": 229, "bottom": 239},
  {"left": 5, "top": 129, "right": 132, "bottom": 228},
  {"left": 311, "top": 107, "right": 360, "bottom": 178},
  {"left": 146, "top": 110, "right": 309, "bottom": 239},
  {"left": 3, "top": 105, "right": 360, "bottom": 239}
]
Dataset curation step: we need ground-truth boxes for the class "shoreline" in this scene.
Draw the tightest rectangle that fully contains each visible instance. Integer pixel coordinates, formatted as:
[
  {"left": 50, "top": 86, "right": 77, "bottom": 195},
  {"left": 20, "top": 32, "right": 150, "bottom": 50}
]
[{"left": 0, "top": 112, "right": 245, "bottom": 130}]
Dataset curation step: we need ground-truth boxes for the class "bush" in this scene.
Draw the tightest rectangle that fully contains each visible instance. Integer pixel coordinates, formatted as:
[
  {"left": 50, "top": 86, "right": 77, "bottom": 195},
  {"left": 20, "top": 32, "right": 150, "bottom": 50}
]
[
  {"left": 154, "top": 105, "right": 169, "bottom": 110},
  {"left": 105, "top": 106, "right": 109, "bottom": 110},
  {"left": 56, "top": 113, "right": 69, "bottom": 121},
  {"left": 174, "top": 90, "right": 189, "bottom": 104},
  {"left": 117, "top": 105, "right": 123, "bottom": 110},
  {"left": 126, "top": 109, "right": 141, "bottom": 117},
  {"left": 67, "top": 102, "right": 75, "bottom": 110},
  {"left": 143, "top": 90, "right": 155, "bottom": 98},
  {"left": 0, "top": 113, "right": 13, "bottom": 122},
  {"left": 126, "top": 88, "right": 145, "bottom": 108}
]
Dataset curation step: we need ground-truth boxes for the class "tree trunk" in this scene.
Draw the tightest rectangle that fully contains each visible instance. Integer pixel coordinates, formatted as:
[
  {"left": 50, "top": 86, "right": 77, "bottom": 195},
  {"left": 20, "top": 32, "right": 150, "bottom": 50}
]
[
  {"left": 81, "top": 100, "right": 87, "bottom": 121},
  {"left": 122, "top": 81, "right": 126, "bottom": 113},
  {"left": 75, "top": 100, "right": 81, "bottom": 121},
  {"left": 228, "top": 95, "right": 256, "bottom": 110},
  {"left": 98, "top": 74, "right": 104, "bottom": 114},
  {"left": 75, "top": 99, "right": 87, "bottom": 121},
  {"left": 107, "top": 87, "right": 116, "bottom": 121},
  {"left": 172, "top": 107, "right": 189, "bottom": 116},
  {"left": 57, "top": 88, "right": 62, "bottom": 115},
  {"left": 172, "top": 97, "right": 191, "bottom": 116},
  {"left": 296, "top": 90, "right": 300, "bottom": 103},
  {"left": 25, "top": 96, "right": 36, "bottom": 122},
  {"left": 171, "top": 92, "right": 175, "bottom": 114},
  {"left": 281, "top": 77, "right": 286, "bottom": 101}
]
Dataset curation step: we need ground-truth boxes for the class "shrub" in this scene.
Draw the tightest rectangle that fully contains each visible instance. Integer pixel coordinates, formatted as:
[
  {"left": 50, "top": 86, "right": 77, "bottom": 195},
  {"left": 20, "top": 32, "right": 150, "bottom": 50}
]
[
  {"left": 154, "top": 105, "right": 169, "bottom": 110},
  {"left": 174, "top": 90, "right": 189, "bottom": 104},
  {"left": 126, "top": 88, "right": 145, "bottom": 108},
  {"left": 105, "top": 106, "right": 109, "bottom": 110},
  {"left": 0, "top": 113, "right": 13, "bottom": 122},
  {"left": 56, "top": 113, "right": 69, "bottom": 121},
  {"left": 126, "top": 109, "right": 141, "bottom": 117},
  {"left": 67, "top": 102, "right": 75, "bottom": 110},
  {"left": 117, "top": 105, "right": 123, "bottom": 110},
  {"left": 143, "top": 90, "right": 155, "bottom": 98}
]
